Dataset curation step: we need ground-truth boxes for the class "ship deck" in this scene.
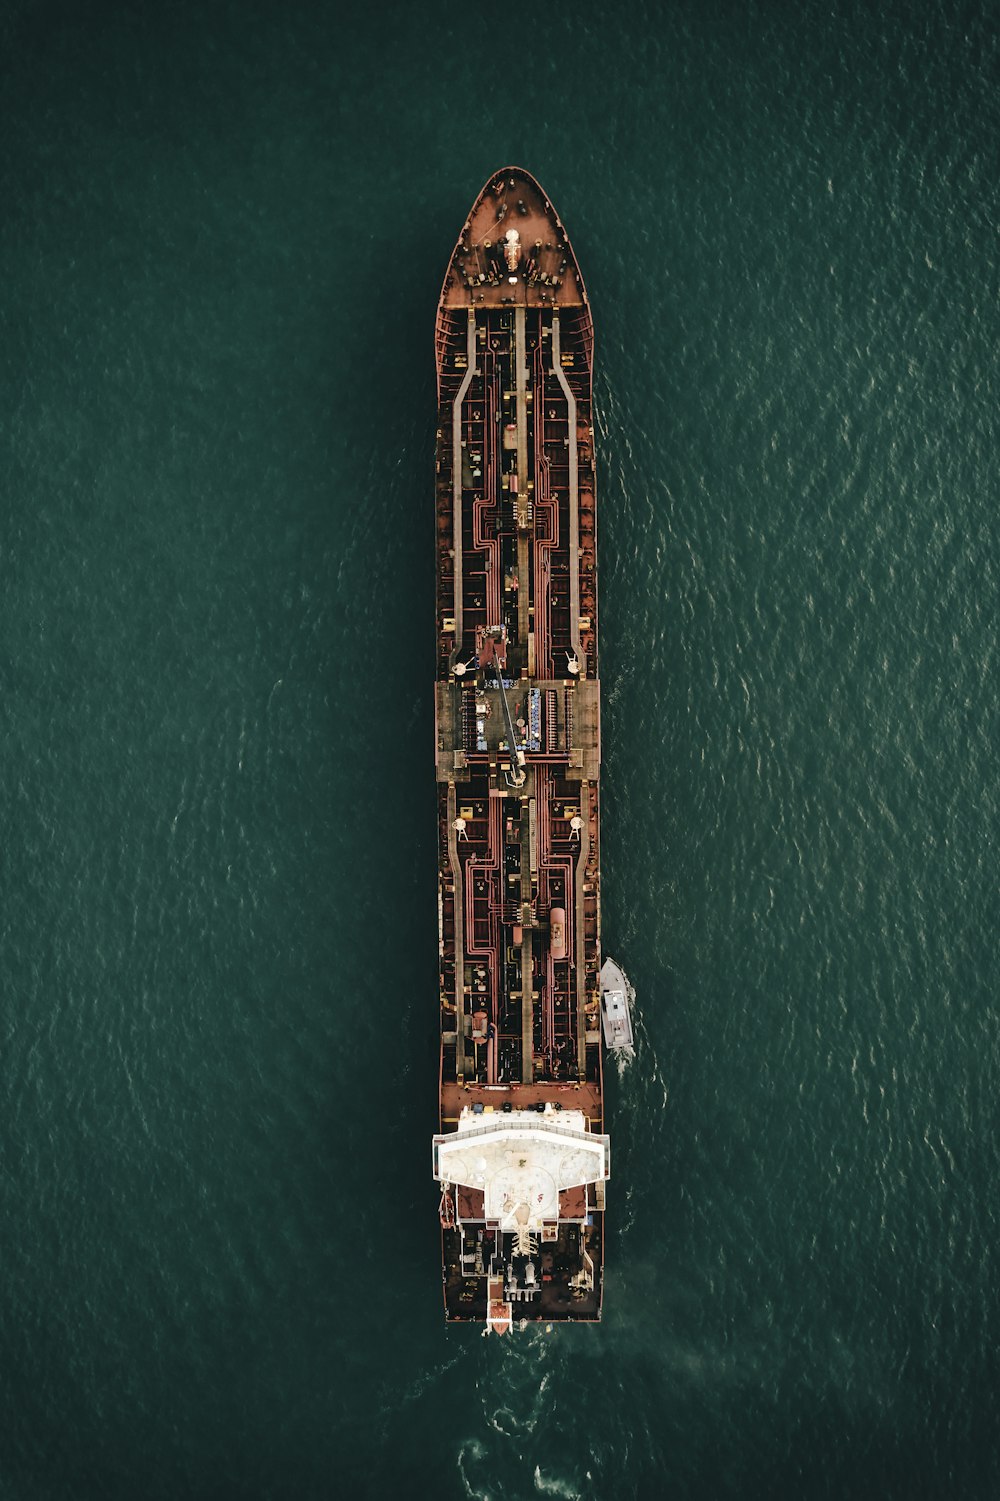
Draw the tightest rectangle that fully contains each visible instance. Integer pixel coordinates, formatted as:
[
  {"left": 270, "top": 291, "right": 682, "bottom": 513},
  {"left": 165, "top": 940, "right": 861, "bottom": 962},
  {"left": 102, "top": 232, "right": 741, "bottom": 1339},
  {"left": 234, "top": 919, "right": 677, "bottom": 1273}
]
[
  {"left": 439, "top": 168, "right": 588, "bottom": 313},
  {"left": 433, "top": 168, "right": 605, "bottom": 1329},
  {"left": 440, "top": 1080, "right": 602, "bottom": 1125}
]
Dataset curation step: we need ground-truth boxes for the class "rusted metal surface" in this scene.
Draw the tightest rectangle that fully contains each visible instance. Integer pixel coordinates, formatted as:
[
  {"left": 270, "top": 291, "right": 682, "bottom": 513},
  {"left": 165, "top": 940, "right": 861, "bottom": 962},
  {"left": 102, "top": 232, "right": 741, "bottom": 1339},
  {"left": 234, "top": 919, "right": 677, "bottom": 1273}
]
[
  {"left": 439, "top": 168, "right": 588, "bottom": 314},
  {"left": 434, "top": 168, "right": 604, "bottom": 1329},
  {"left": 438, "top": 1079, "right": 603, "bottom": 1123}
]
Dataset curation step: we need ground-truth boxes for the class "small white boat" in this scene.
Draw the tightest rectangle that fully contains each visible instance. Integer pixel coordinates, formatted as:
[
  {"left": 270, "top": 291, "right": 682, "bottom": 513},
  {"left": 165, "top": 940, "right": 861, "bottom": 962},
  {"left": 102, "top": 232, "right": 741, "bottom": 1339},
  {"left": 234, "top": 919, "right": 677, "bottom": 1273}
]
[{"left": 600, "top": 957, "right": 634, "bottom": 1056}]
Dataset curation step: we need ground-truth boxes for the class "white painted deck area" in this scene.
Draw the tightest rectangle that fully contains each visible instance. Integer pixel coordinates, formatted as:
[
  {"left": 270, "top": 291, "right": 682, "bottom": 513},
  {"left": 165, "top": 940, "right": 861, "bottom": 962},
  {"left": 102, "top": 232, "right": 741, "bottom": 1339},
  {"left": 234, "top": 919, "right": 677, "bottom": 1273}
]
[{"left": 433, "top": 1107, "right": 609, "bottom": 1230}]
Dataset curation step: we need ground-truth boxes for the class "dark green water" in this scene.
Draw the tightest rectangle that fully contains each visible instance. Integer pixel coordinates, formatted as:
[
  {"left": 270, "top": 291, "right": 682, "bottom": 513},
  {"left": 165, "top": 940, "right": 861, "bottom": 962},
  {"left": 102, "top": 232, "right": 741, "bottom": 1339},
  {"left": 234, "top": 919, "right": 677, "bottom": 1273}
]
[{"left": 3, "top": 2, "right": 998, "bottom": 1497}]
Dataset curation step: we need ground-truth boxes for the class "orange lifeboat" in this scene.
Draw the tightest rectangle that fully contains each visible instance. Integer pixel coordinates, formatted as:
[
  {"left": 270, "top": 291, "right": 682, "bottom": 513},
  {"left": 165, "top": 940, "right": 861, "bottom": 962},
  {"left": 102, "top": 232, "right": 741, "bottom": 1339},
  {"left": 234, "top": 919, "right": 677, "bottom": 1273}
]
[{"left": 487, "top": 1275, "right": 513, "bottom": 1335}]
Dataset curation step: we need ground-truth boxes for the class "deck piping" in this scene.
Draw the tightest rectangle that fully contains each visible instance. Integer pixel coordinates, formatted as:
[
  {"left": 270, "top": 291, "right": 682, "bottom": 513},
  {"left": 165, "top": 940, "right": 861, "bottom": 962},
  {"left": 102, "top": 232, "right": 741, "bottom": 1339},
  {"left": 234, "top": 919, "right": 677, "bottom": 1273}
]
[
  {"left": 574, "top": 780, "right": 590, "bottom": 1074},
  {"left": 551, "top": 314, "right": 585, "bottom": 675},
  {"left": 446, "top": 781, "right": 466, "bottom": 1078},
  {"left": 449, "top": 309, "right": 479, "bottom": 671}
]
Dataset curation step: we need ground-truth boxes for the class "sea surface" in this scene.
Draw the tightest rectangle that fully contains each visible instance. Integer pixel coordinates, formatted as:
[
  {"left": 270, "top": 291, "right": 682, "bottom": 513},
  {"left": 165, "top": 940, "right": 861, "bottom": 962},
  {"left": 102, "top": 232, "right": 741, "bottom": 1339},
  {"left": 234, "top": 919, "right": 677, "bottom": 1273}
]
[{"left": 2, "top": 2, "right": 998, "bottom": 1497}]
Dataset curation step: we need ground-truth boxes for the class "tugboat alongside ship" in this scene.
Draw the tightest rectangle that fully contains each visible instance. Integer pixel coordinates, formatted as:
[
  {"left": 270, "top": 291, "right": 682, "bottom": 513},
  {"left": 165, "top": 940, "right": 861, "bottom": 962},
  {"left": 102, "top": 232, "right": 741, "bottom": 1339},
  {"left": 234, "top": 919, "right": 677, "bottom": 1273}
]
[
  {"left": 431, "top": 168, "right": 633, "bottom": 1331},
  {"left": 600, "top": 958, "right": 635, "bottom": 1059}
]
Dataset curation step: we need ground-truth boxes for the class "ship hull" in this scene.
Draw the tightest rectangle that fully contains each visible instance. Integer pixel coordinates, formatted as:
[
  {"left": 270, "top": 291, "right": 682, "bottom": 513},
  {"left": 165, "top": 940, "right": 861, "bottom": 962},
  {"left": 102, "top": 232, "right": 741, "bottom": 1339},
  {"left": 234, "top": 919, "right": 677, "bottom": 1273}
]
[{"left": 432, "top": 169, "right": 606, "bottom": 1328}]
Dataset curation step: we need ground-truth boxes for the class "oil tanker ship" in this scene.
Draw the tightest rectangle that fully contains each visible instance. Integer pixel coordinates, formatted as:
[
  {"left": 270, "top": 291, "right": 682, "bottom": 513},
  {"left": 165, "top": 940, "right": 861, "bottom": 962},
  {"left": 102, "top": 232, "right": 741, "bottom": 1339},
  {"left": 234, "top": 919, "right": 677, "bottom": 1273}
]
[{"left": 432, "top": 168, "right": 610, "bottom": 1332}]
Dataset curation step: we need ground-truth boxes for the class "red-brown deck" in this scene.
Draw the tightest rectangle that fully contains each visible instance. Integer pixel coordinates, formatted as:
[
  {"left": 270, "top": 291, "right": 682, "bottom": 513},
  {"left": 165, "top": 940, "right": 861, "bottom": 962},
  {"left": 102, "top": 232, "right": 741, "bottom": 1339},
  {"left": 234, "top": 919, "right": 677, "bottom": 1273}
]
[{"left": 432, "top": 168, "right": 605, "bottom": 1329}]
